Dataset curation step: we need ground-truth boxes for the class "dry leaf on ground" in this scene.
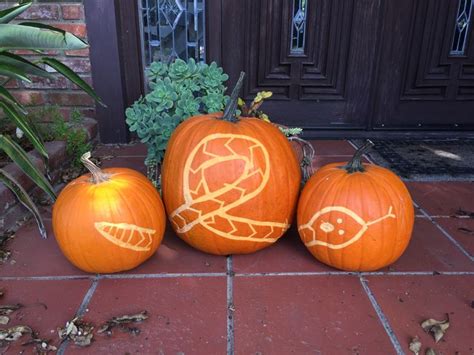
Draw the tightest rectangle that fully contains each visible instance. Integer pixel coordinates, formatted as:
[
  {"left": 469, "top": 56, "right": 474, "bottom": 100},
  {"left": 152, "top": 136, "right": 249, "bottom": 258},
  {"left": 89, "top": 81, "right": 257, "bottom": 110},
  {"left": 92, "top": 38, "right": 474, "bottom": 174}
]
[
  {"left": 421, "top": 314, "right": 450, "bottom": 343},
  {"left": 58, "top": 317, "right": 94, "bottom": 347},
  {"left": 0, "top": 325, "right": 32, "bottom": 342},
  {"left": 453, "top": 209, "right": 474, "bottom": 218},
  {"left": 97, "top": 311, "right": 148, "bottom": 336},
  {"left": 458, "top": 227, "right": 474, "bottom": 235},
  {"left": 22, "top": 336, "right": 57, "bottom": 354},
  {"left": 409, "top": 336, "right": 422, "bottom": 355},
  {"left": 425, "top": 348, "right": 436, "bottom": 355}
]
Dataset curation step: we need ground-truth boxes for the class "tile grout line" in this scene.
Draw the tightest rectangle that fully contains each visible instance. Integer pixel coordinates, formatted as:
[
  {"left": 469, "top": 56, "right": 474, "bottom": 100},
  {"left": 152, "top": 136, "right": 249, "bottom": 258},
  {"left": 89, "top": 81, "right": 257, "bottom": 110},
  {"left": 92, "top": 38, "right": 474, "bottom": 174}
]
[
  {"left": 359, "top": 276, "right": 405, "bottom": 355},
  {"left": 235, "top": 271, "right": 474, "bottom": 277},
  {"left": 57, "top": 277, "right": 100, "bottom": 355},
  {"left": 227, "top": 256, "right": 235, "bottom": 355},
  {"left": 414, "top": 201, "right": 474, "bottom": 262}
]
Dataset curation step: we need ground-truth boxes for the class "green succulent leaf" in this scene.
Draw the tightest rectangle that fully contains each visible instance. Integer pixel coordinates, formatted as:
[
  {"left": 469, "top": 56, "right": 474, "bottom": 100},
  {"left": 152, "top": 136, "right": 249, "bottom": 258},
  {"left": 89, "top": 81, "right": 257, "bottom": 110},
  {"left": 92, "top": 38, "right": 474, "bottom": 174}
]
[
  {"left": 0, "top": 168, "right": 47, "bottom": 239},
  {"left": 0, "top": 61, "right": 31, "bottom": 82},
  {"left": 0, "top": 134, "right": 56, "bottom": 200},
  {"left": 0, "top": 85, "right": 27, "bottom": 114},
  {"left": 0, "top": 51, "right": 51, "bottom": 78}
]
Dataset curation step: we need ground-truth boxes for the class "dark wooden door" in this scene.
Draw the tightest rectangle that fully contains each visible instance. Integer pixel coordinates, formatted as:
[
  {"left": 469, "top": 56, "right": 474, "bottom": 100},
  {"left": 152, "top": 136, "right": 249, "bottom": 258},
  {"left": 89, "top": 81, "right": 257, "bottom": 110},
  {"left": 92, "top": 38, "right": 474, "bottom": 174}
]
[
  {"left": 218, "top": 0, "right": 381, "bottom": 132},
  {"left": 215, "top": 0, "right": 474, "bottom": 134},
  {"left": 372, "top": 0, "right": 474, "bottom": 130}
]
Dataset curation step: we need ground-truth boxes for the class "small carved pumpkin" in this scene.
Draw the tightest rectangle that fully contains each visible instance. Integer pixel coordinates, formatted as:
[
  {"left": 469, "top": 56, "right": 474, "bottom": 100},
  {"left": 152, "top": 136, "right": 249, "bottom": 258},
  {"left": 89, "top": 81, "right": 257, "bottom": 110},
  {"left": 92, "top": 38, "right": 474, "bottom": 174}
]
[
  {"left": 161, "top": 73, "right": 301, "bottom": 255},
  {"left": 52, "top": 153, "right": 166, "bottom": 273},
  {"left": 297, "top": 141, "right": 414, "bottom": 271}
]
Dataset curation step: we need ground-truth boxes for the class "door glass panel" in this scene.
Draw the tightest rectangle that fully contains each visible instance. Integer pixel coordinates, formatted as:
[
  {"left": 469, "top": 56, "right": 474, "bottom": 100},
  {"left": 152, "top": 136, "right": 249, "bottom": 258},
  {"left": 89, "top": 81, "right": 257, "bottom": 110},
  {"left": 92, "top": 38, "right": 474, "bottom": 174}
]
[
  {"left": 139, "top": 0, "right": 206, "bottom": 68},
  {"left": 450, "top": 0, "right": 473, "bottom": 56},
  {"left": 290, "top": 0, "right": 308, "bottom": 54}
]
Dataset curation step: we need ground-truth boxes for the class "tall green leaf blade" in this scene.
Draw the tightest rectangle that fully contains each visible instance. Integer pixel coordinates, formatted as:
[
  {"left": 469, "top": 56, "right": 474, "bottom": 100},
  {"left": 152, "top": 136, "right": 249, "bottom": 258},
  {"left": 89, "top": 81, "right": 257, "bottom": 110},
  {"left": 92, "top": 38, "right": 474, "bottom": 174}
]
[
  {"left": 0, "top": 24, "right": 88, "bottom": 50},
  {"left": 0, "top": 134, "right": 56, "bottom": 200},
  {"left": 0, "top": 2, "right": 32, "bottom": 24},
  {"left": 0, "top": 51, "right": 51, "bottom": 78},
  {"left": 0, "top": 101, "right": 48, "bottom": 159},
  {"left": 41, "top": 57, "right": 106, "bottom": 107},
  {"left": 0, "top": 62, "right": 31, "bottom": 82},
  {"left": 0, "top": 85, "right": 27, "bottom": 114},
  {"left": 0, "top": 168, "right": 47, "bottom": 239}
]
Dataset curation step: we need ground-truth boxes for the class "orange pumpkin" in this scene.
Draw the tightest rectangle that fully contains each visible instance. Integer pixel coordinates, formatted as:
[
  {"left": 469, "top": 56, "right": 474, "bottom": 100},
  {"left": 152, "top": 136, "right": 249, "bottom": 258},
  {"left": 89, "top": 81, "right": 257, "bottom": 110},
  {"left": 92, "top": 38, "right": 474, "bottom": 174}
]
[
  {"left": 52, "top": 152, "right": 166, "bottom": 273},
  {"left": 297, "top": 141, "right": 414, "bottom": 271},
  {"left": 162, "top": 73, "right": 301, "bottom": 255}
]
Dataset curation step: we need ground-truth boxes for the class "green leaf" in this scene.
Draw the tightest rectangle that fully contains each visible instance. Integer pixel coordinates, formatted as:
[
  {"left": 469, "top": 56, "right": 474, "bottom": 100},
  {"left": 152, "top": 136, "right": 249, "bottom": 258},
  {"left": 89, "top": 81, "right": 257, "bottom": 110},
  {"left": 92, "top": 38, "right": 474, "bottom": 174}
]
[
  {"left": 0, "top": 134, "right": 56, "bottom": 200},
  {"left": 0, "top": 85, "right": 27, "bottom": 114},
  {"left": 0, "top": 62, "right": 31, "bottom": 82},
  {"left": 0, "top": 2, "right": 32, "bottom": 24},
  {"left": 40, "top": 57, "right": 106, "bottom": 107},
  {"left": 0, "top": 24, "right": 88, "bottom": 50},
  {"left": 0, "top": 101, "right": 48, "bottom": 159},
  {"left": 0, "top": 51, "right": 51, "bottom": 78},
  {"left": 0, "top": 168, "right": 47, "bottom": 239}
]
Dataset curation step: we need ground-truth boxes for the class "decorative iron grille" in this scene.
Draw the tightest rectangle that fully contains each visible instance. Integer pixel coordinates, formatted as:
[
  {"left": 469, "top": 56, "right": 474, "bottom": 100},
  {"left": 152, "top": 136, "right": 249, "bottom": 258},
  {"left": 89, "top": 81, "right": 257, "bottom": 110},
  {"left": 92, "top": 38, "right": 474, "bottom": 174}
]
[
  {"left": 451, "top": 0, "right": 473, "bottom": 56},
  {"left": 290, "top": 0, "right": 307, "bottom": 54},
  {"left": 139, "top": 0, "right": 206, "bottom": 68}
]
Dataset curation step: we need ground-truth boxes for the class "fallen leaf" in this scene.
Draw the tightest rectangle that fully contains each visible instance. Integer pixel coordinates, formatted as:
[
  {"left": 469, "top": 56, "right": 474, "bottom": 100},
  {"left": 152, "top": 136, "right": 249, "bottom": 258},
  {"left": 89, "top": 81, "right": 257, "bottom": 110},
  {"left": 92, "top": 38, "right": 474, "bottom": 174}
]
[
  {"left": 457, "top": 227, "right": 474, "bottom": 235},
  {"left": 409, "top": 336, "right": 422, "bottom": 354},
  {"left": 0, "top": 303, "right": 22, "bottom": 315},
  {"left": 453, "top": 209, "right": 474, "bottom": 219},
  {"left": 22, "top": 336, "right": 57, "bottom": 354},
  {"left": 425, "top": 348, "right": 436, "bottom": 355},
  {"left": 421, "top": 314, "right": 450, "bottom": 343},
  {"left": 0, "top": 316, "right": 9, "bottom": 325},
  {"left": 97, "top": 311, "right": 148, "bottom": 336},
  {"left": 0, "top": 325, "right": 32, "bottom": 342},
  {"left": 58, "top": 317, "right": 94, "bottom": 347}
]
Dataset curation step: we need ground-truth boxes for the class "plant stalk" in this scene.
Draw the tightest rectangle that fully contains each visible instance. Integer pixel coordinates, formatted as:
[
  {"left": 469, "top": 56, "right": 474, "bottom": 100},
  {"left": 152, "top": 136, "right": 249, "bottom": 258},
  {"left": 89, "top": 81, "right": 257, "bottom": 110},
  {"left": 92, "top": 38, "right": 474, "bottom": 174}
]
[
  {"left": 222, "top": 72, "right": 245, "bottom": 122},
  {"left": 341, "top": 140, "right": 374, "bottom": 173},
  {"left": 80, "top": 151, "right": 109, "bottom": 184}
]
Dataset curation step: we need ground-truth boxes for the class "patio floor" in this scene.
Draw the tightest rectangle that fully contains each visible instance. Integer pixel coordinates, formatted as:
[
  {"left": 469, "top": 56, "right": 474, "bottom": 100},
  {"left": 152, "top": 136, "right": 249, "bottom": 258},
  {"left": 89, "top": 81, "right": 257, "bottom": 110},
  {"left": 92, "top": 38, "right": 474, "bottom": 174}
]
[{"left": 1, "top": 140, "right": 473, "bottom": 354}]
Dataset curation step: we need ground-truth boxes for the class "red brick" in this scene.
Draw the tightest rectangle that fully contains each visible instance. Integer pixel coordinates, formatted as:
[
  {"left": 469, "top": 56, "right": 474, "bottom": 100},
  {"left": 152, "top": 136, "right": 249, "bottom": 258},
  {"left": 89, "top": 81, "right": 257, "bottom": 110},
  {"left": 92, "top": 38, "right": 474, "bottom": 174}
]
[
  {"left": 12, "top": 90, "right": 45, "bottom": 105},
  {"left": 51, "top": 23, "right": 87, "bottom": 39},
  {"left": 17, "top": 4, "right": 60, "bottom": 20},
  {"left": 60, "top": 58, "right": 91, "bottom": 74},
  {"left": 61, "top": 4, "right": 84, "bottom": 20},
  {"left": 22, "top": 75, "right": 69, "bottom": 90},
  {"left": 65, "top": 48, "right": 90, "bottom": 57},
  {"left": 12, "top": 49, "right": 58, "bottom": 56},
  {"left": 3, "top": 78, "right": 20, "bottom": 89},
  {"left": 47, "top": 92, "right": 94, "bottom": 106}
]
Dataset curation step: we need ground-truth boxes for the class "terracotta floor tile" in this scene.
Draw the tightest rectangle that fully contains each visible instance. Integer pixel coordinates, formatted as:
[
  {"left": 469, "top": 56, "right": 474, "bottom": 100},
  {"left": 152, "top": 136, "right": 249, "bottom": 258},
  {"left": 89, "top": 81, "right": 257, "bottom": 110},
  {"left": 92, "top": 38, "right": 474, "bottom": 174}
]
[
  {"left": 407, "top": 181, "right": 474, "bottom": 217},
  {"left": 233, "top": 275, "right": 394, "bottom": 354},
  {"left": 366, "top": 275, "right": 474, "bottom": 355},
  {"left": 93, "top": 142, "right": 147, "bottom": 157},
  {"left": 66, "top": 277, "right": 227, "bottom": 354},
  {"left": 0, "top": 280, "right": 92, "bottom": 353},
  {"left": 436, "top": 217, "right": 474, "bottom": 258},
  {"left": 233, "top": 226, "right": 334, "bottom": 274},
  {"left": 383, "top": 218, "right": 474, "bottom": 272},
  {"left": 310, "top": 140, "right": 356, "bottom": 155},
  {"left": 0, "top": 219, "right": 89, "bottom": 277},
  {"left": 120, "top": 224, "right": 227, "bottom": 275}
]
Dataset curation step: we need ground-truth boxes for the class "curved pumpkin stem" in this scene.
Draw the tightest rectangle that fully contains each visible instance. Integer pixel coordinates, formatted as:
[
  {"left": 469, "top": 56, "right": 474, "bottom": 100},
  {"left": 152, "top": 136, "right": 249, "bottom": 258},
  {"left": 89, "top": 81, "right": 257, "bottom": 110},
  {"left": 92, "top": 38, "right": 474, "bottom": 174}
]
[
  {"left": 222, "top": 71, "right": 245, "bottom": 123},
  {"left": 342, "top": 140, "right": 374, "bottom": 173},
  {"left": 81, "top": 152, "right": 110, "bottom": 184}
]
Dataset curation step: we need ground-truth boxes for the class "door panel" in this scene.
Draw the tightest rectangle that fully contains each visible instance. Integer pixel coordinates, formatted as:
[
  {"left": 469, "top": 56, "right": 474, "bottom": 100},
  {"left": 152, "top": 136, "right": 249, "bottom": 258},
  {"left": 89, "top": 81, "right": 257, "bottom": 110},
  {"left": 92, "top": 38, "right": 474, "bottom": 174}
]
[
  {"left": 373, "top": 0, "right": 474, "bottom": 130},
  {"left": 221, "top": 0, "right": 381, "bottom": 131}
]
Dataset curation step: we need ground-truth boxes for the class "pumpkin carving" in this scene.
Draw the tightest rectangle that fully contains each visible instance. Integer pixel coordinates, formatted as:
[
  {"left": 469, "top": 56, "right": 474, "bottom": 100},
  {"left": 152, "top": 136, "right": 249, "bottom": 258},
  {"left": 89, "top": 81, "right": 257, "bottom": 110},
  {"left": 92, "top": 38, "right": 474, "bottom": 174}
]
[
  {"left": 52, "top": 152, "right": 166, "bottom": 273},
  {"left": 297, "top": 141, "right": 414, "bottom": 271},
  {"left": 161, "top": 72, "right": 301, "bottom": 255}
]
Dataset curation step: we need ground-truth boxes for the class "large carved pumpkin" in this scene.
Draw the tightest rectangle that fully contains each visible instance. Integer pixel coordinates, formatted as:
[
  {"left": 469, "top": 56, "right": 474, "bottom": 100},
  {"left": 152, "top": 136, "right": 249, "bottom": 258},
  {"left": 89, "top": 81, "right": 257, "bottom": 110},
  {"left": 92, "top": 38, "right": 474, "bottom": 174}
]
[
  {"left": 297, "top": 141, "right": 414, "bottom": 271},
  {"left": 52, "top": 152, "right": 166, "bottom": 273},
  {"left": 162, "top": 73, "right": 301, "bottom": 255}
]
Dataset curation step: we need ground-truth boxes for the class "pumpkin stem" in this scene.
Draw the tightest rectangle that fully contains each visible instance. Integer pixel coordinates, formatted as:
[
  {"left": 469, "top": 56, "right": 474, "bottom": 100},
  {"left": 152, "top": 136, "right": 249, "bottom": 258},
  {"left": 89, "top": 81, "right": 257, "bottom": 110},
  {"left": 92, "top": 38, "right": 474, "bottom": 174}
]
[
  {"left": 342, "top": 140, "right": 374, "bottom": 173},
  {"left": 222, "top": 71, "right": 245, "bottom": 123},
  {"left": 81, "top": 152, "right": 110, "bottom": 184}
]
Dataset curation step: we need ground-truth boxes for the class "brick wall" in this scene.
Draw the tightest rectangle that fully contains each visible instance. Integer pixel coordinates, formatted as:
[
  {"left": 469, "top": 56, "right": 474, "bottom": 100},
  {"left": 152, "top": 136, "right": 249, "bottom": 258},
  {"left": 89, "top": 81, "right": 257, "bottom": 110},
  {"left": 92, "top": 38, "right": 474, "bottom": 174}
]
[{"left": 3, "top": 1, "right": 96, "bottom": 120}]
